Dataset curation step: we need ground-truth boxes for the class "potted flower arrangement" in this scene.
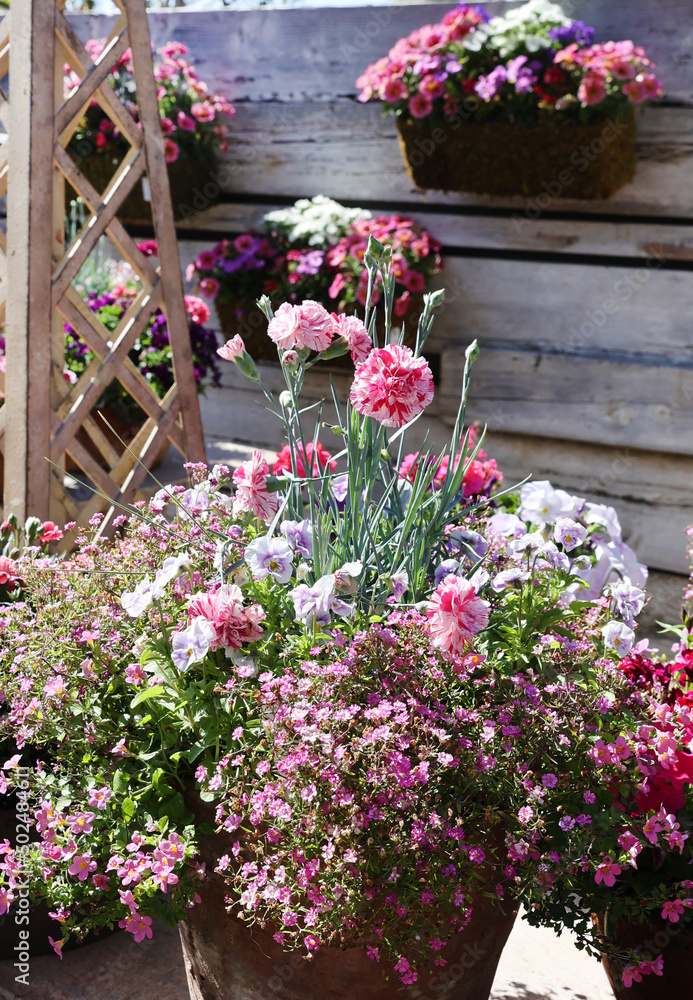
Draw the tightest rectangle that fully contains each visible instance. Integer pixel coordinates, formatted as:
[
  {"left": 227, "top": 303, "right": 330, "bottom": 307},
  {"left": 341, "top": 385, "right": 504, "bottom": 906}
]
[
  {"left": 187, "top": 195, "right": 442, "bottom": 361},
  {"left": 516, "top": 547, "right": 693, "bottom": 996},
  {"left": 0, "top": 241, "right": 651, "bottom": 1000},
  {"left": 357, "top": 0, "right": 663, "bottom": 198},
  {"left": 0, "top": 244, "right": 221, "bottom": 475},
  {"left": 66, "top": 39, "right": 234, "bottom": 223}
]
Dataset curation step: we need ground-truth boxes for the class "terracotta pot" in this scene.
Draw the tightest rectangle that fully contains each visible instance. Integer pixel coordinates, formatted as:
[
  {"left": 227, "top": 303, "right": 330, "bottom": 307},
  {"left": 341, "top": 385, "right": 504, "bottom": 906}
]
[
  {"left": 215, "top": 296, "right": 423, "bottom": 368},
  {"left": 66, "top": 146, "right": 219, "bottom": 224},
  {"left": 396, "top": 111, "right": 636, "bottom": 199},
  {"left": 595, "top": 911, "right": 693, "bottom": 999}
]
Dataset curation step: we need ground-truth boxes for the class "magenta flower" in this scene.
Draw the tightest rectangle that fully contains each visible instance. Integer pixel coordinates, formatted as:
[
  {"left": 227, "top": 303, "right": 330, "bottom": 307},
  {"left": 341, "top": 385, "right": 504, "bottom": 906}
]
[
  {"left": 408, "top": 93, "right": 433, "bottom": 118},
  {"left": 191, "top": 101, "right": 215, "bottom": 122},
  {"left": 426, "top": 575, "right": 490, "bottom": 658},
  {"left": 594, "top": 857, "right": 621, "bottom": 887},
  {"left": 661, "top": 899, "right": 685, "bottom": 922},
  {"left": 349, "top": 344, "right": 434, "bottom": 429},
  {"left": 267, "top": 301, "right": 334, "bottom": 353},
  {"left": 177, "top": 110, "right": 196, "bottom": 132},
  {"left": 163, "top": 138, "right": 179, "bottom": 163},
  {"left": 123, "top": 914, "right": 154, "bottom": 943},
  {"left": 68, "top": 854, "right": 98, "bottom": 881}
]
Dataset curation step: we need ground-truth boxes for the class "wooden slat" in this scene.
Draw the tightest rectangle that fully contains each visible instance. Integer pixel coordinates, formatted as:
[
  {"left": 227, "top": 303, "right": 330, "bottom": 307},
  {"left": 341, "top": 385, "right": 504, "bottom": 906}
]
[
  {"left": 439, "top": 344, "right": 693, "bottom": 455},
  {"left": 178, "top": 199, "right": 693, "bottom": 263},
  {"left": 55, "top": 22, "right": 131, "bottom": 140},
  {"left": 72, "top": 3, "right": 693, "bottom": 105},
  {"left": 55, "top": 7, "right": 141, "bottom": 151},
  {"left": 52, "top": 145, "right": 146, "bottom": 303}
]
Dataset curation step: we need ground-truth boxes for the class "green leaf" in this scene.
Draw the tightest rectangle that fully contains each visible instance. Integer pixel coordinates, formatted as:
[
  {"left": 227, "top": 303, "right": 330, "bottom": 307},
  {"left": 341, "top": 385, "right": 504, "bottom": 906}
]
[
  {"left": 122, "top": 797, "right": 136, "bottom": 821},
  {"left": 130, "top": 684, "right": 165, "bottom": 709}
]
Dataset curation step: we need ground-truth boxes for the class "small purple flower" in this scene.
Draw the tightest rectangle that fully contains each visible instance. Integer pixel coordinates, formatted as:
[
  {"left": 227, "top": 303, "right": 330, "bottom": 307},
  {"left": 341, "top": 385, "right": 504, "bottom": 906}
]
[
  {"left": 542, "top": 773, "right": 558, "bottom": 789},
  {"left": 245, "top": 535, "right": 294, "bottom": 583},
  {"left": 446, "top": 59, "right": 462, "bottom": 74},
  {"left": 609, "top": 581, "right": 646, "bottom": 628},
  {"left": 506, "top": 56, "right": 528, "bottom": 83},
  {"left": 475, "top": 65, "right": 507, "bottom": 101},
  {"left": 548, "top": 20, "right": 595, "bottom": 47},
  {"left": 295, "top": 250, "right": 325, "bottom": 276},
  {"left": 435, "top": 559, "right": 461, "bottom": 587}
]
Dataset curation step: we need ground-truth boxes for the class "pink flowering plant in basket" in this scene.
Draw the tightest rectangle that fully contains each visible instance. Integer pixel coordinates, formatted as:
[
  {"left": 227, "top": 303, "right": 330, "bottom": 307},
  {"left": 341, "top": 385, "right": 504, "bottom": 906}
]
[{"left": 0, "top": 239, "right": 654, "bottom": 986}]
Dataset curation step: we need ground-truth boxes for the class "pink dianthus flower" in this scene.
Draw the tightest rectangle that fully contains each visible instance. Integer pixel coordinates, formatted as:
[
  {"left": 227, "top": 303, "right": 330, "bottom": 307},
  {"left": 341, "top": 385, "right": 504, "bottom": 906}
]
[
  {"left": 426, "top": 575, "right": 489, "bottom": 657},
  {"left": 349, "top": 344, "right": 434, "bottom": 428}
]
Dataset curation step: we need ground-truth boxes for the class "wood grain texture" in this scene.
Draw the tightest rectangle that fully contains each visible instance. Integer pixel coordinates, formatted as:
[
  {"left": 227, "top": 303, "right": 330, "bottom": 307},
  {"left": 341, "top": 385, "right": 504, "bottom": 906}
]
[{"left": 441, "top": 344, "right": 693, "bottom": 454}]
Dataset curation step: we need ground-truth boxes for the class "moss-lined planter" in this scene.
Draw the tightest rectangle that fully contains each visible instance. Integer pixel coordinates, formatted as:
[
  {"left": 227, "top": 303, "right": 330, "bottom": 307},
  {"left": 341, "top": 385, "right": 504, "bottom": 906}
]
[
  {"left": 396, "top": 112, "right": 636, "bottom": 199},
  {"left": 595, "top": 911, "right": 693, "bottom": 999},
  {"left": 214, "top": 296, "right": 423, "bottom": 367},
  {"left": 66, "top": 147, "right": 219, "bottom": 224}
]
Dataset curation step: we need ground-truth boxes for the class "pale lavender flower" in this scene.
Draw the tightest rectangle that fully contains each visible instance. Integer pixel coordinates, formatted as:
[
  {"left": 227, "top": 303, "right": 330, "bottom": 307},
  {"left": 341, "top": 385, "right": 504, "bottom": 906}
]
[
  {"left": 245, "top": 535, "right": 294, "bottom": 583},
  {"left": 280, "top": 519, "right": 314, "bottom": 559},
  {"left": 435, "top": 559, "right": 460, "bottom": 587},
  {"left": 491, "top": 568, "right": 529, "bottom": 592},
  {"left": 171, "top": 617, "right": 217, "bottom": 671},
  {"left": 389, "top": 571, "right": 409, "bottom": 601},
  {"left": 151, "top": 553, "right": 189, "bottom": 598},
  {"left": 609, "top": 580, "right": 647, "bottom": 627},
  {"left": 554, "top": 518, "right": 587, "bottom": 552},
  {"left": 121, "top": 577, "right": 153, "bottom": 618},
  {"left": 602, "top": 620, "right": 635, "bottom": 657}
]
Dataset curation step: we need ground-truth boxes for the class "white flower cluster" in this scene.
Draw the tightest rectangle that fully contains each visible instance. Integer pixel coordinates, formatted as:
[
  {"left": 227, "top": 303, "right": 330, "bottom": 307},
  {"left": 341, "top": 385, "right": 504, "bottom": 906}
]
[
  {"left": 262, "top": 195, "right": 371, "bottom": 247},
  {"left": 464, "top": 0, "right": 570, "bottom": 57}
]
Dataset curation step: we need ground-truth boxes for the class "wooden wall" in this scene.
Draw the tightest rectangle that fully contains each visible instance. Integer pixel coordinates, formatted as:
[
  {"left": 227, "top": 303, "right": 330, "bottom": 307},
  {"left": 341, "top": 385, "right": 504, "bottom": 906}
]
[{"left": 72, "top": 1, "right": 693, "bottom": 575}]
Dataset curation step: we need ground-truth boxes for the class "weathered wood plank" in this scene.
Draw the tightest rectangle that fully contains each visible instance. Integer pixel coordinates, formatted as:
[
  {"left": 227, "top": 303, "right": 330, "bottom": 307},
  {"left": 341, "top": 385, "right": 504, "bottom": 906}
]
[
  {"left": 167, "top": 102, "right": 693, "bottom": 219},
  {"left": 440, "top": 344, "right": 693, "bottom": 455},
  {"left": 71, "top": 2, "right": 693, "bottom": 105},
  {"left": 177, "top": 198, "right": 693, "bottom": 262},
  {"left": 177, "top": 240, "right": 693, "bottom": 357}
]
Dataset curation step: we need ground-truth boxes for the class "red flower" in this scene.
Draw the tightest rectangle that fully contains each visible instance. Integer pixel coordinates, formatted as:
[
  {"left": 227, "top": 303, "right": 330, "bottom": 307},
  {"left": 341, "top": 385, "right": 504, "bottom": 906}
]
[
  {"left": 0, "top": 556, "right": 19, "bottom": 587},
  {"left": 39, "top": 521, "right": 64, "bottom": 543},
  {"left": 273, "top": 442, "right": 336, "bottom": 479}
]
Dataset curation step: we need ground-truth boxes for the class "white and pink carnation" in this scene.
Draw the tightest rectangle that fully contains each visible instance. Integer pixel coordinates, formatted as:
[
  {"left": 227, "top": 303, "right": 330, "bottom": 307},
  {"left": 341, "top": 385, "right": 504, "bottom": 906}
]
[
  {"left": 349, "top": 344, "right": 434, "bottom": 428},
  {"left": 233, "top": 449, "right": 277, "bottom": 522},
  {"left": 330, "top": 313, "right": 372, "bottom": 364},
  {"left": 426, "top": 575, "right": 489, "bottom": 658},
  {"left": 188, "top": 584, "right": 265, "bottom": 650},
  {"left": 267, "top": 301, "right": 334, "bottom": 353}
]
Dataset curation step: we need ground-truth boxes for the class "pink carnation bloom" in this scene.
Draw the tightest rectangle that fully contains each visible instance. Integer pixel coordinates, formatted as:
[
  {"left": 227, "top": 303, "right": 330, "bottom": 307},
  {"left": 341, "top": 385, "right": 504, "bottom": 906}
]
[
  {"left": 233, "top": 449, "right": 278, "bottom": 522},
  {"left": 217, "top": 335, "right": 246, "bottom": 361},
  {"left": 426, "top": 575, "right": 490, "bottom": 657},
  {"left": 267, "top": 301, "right": 334, "bottom": 353},
  {"left": 0, "top": 556, "right": 19, "bottom": 587},
  {"left": 188, "top": 584, "right": 265, "bottom": 651},
  {"left": 350, "top": 344, "right": 434, "bottom": 429},
  {"left": 330, "top": 313, "right": 372, "bottom": 364}
]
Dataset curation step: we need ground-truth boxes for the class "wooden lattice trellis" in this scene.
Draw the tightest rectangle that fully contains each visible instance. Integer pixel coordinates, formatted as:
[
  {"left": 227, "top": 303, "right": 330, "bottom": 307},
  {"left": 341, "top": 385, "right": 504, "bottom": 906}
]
[{"left": 0, "top": 0, "right": 206, "bottom": 530}]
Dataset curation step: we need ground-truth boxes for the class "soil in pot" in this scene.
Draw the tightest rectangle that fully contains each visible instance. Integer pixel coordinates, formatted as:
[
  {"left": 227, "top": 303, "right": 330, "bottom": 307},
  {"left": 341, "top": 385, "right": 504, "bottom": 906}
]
[
  {"left": 595, "top": 910, "right": 693, "bottom": 999},
  {"left": 396, "top": 111, "right": 636, "bottom": 199}
]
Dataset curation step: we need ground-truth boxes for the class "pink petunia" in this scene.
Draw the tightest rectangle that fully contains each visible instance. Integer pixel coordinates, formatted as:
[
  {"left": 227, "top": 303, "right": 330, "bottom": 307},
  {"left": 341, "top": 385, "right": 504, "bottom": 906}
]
[
  {"left": 177, "top": 111, "right": 196, "bottom": 132},
  {"left": 191, "top": 101, "right": 215, "bottom": 122},
  {"left": 164, "top": 138, "right": 179, "bottom": 163},
  {"left": 349, "top": 344, "right": 434, "bottom": 429},
  {"left": 330, "top": 314, "right": 373, "bottom": 364},
  {"left": 409, "top": 93, "right": 433, "bottom": 119},
  {"left": 426, "top": 575, "right": 489, "bottom": 657},
  {"left": 622, "top": 79, "right": 647, "bottom": 104},
  {"left": 232, "top": 449, "right": 278, "bottom": 522},
  {"left": 199, "top": 277, "right": 220, "bottom": 299},
  {"left": 578, "top": 72, "right": 607, "bottom": 106},
  {"left": 267, "top": 301, "right": 334, "bottom": 353}
]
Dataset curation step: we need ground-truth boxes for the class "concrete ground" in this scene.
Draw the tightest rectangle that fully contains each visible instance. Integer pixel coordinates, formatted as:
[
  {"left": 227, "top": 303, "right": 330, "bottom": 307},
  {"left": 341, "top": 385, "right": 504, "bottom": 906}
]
[{"left": 0, "top": 914, "right": 616, "bottom": 1000}]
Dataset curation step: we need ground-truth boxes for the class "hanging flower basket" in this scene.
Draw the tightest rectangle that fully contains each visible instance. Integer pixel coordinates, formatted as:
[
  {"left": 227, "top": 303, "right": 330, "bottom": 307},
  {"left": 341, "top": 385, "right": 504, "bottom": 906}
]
[
  {"left": 65, "top": 38, "right": 233, "bottom": 224},
  {"left": 357, "top": 2, "right": 662, "bottom": 200},
  {"left": 395, "top": 112, "right": 637, "bottom": 199},
  {"left": 595, "top": 912, "right": 693, "bottom": 999},
  {"left": 67, "top": 147, "right": 219, "bottom": 225}
]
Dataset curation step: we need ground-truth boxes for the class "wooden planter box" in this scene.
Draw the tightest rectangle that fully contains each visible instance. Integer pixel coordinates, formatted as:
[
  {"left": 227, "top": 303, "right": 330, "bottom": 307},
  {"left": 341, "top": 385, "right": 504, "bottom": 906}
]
[{"left": 396, "top": 112, "right": 636, "bottom": 199}]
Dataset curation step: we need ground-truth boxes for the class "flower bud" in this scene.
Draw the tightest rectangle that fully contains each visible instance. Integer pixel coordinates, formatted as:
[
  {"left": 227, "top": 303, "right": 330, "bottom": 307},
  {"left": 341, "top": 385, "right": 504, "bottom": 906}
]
[{"left": 217, "top": 335, "right": 246, "bottom": 361}]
